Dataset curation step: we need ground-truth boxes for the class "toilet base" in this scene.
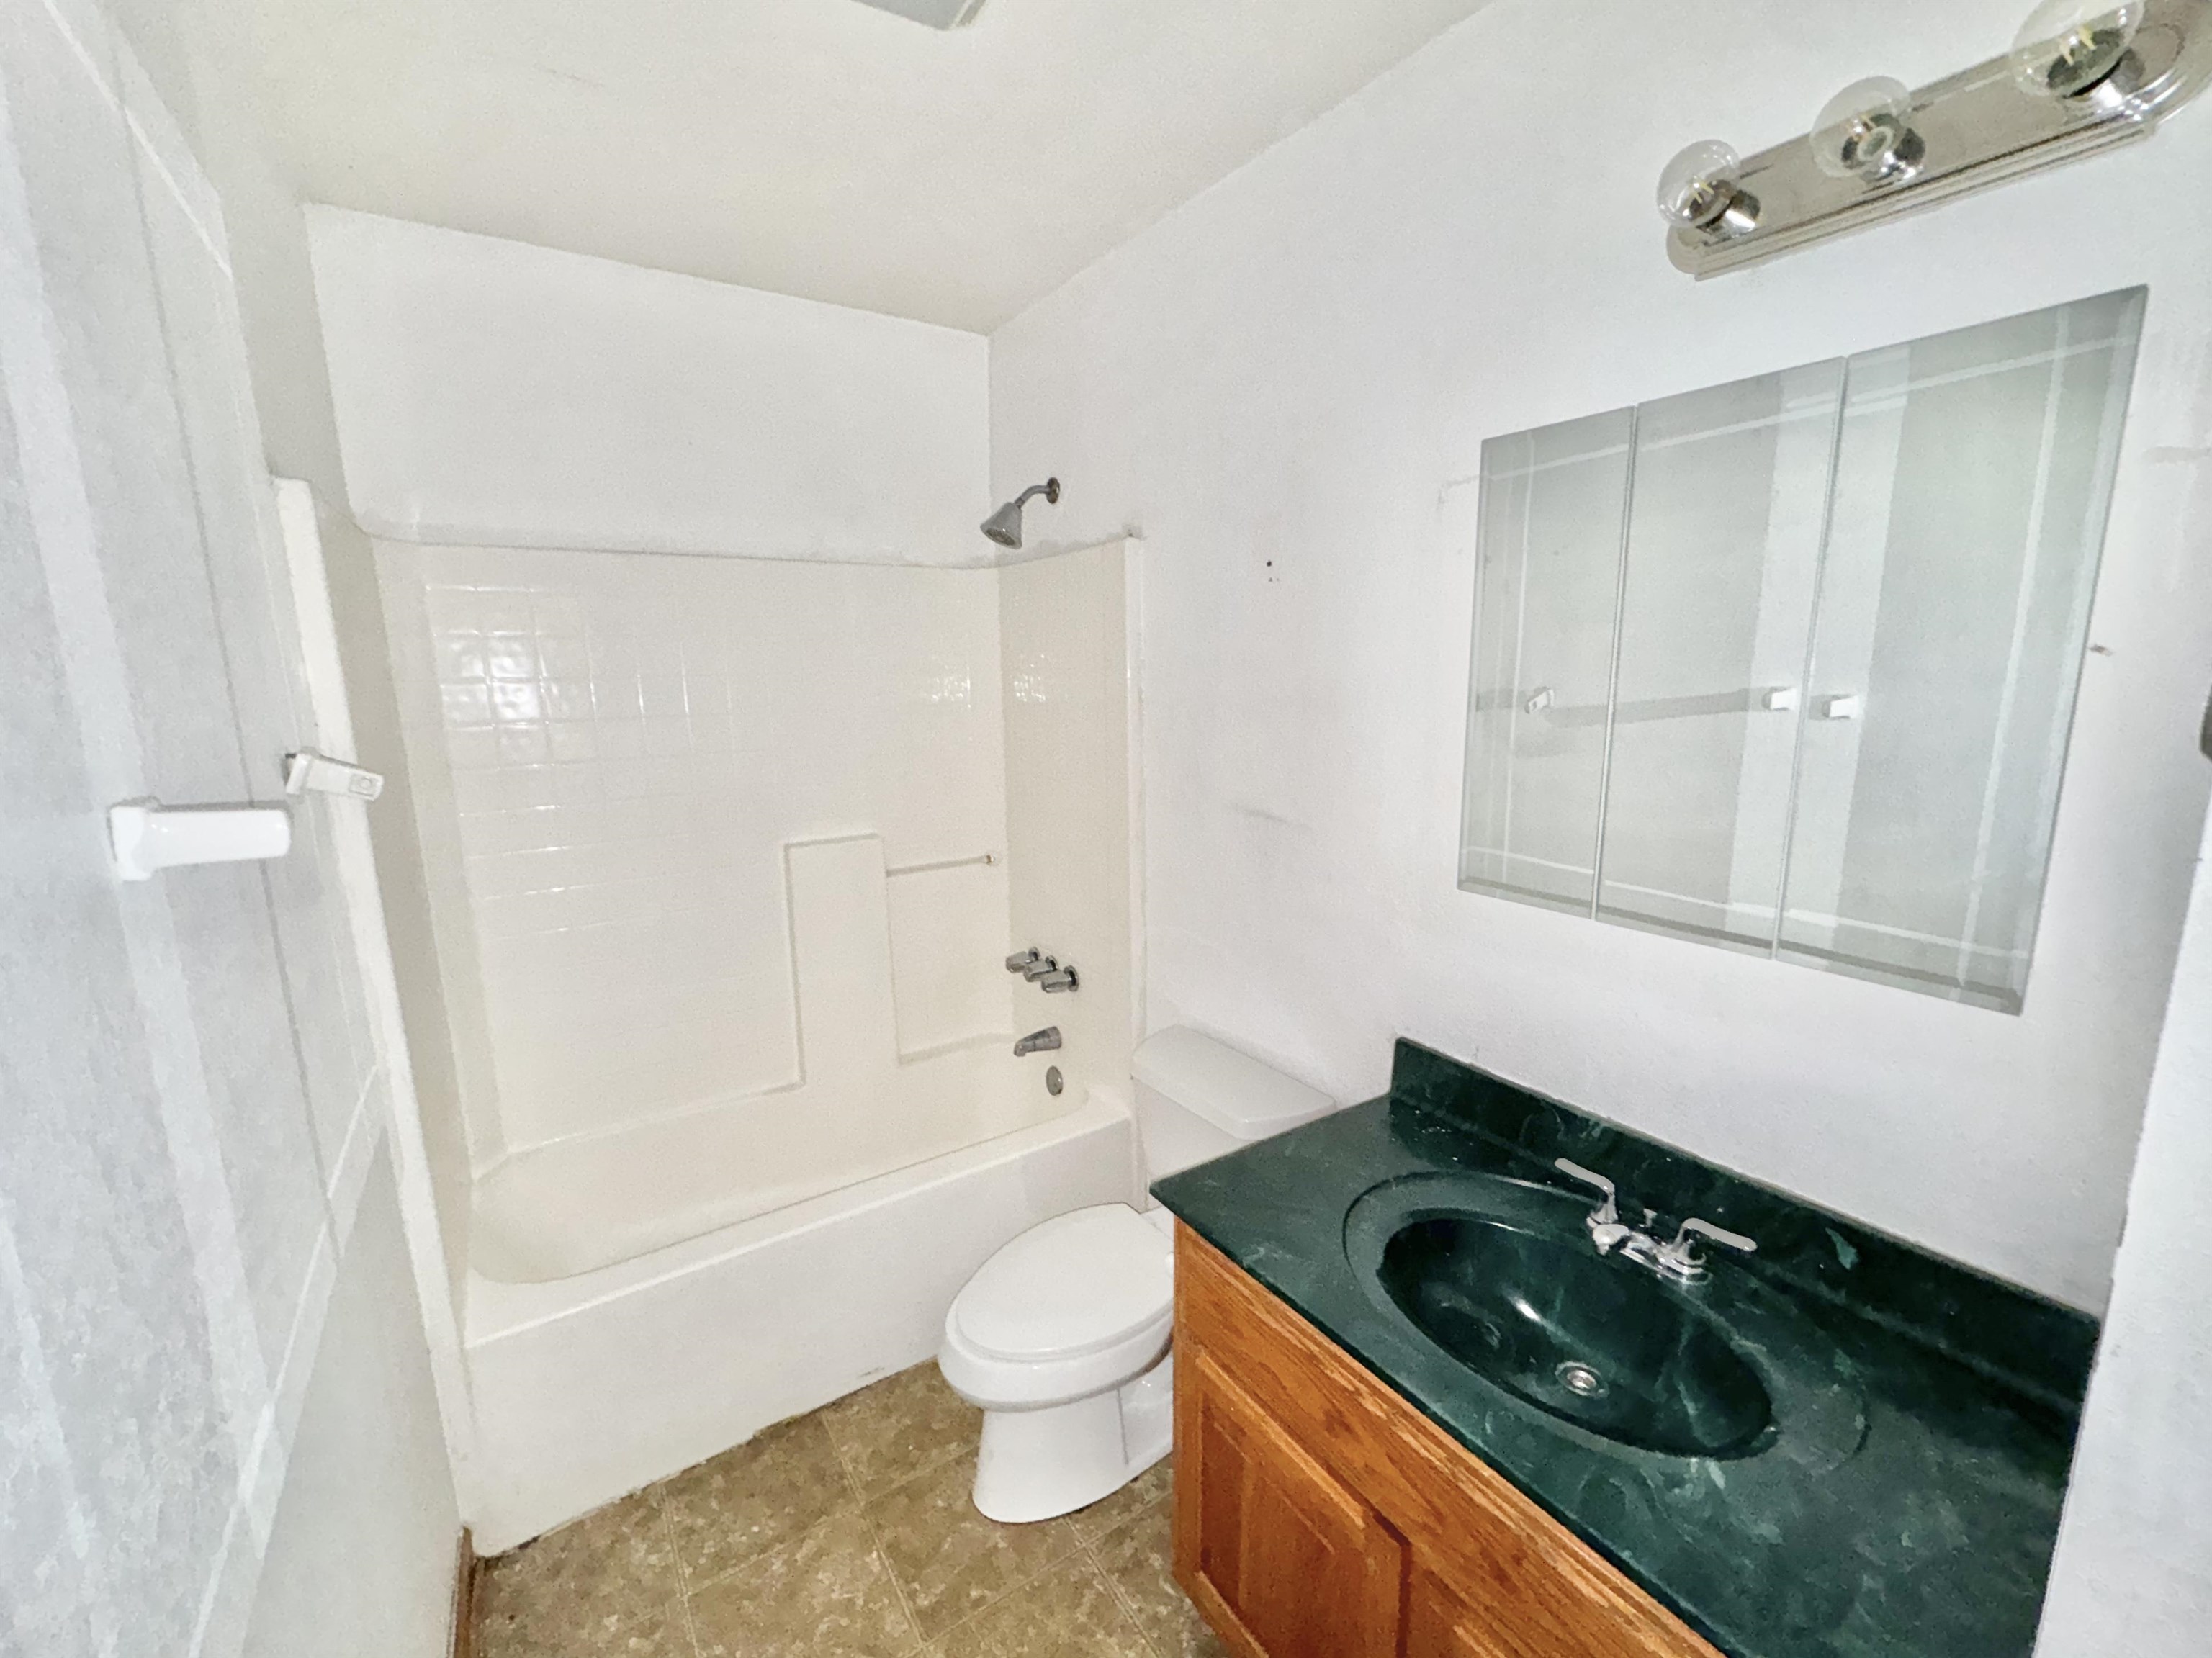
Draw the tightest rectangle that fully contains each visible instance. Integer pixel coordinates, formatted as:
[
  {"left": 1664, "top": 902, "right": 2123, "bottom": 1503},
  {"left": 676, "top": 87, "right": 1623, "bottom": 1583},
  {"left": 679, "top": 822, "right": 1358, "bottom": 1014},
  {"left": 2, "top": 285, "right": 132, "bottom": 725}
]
[{"left": 970, "top": 1348, "right": 1174, "bottom": 1523}]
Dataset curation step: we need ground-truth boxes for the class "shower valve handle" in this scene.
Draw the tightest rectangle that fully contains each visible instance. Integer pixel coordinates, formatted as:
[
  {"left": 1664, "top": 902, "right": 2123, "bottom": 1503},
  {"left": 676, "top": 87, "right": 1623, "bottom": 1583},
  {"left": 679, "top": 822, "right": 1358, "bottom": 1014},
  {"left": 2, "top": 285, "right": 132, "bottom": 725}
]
[
  {"left": 1004, "top": 948, "right": 1042, "bottom": 973},
  {"left": 1020, "top": 955, "right": 1060, "bottom": 981}
]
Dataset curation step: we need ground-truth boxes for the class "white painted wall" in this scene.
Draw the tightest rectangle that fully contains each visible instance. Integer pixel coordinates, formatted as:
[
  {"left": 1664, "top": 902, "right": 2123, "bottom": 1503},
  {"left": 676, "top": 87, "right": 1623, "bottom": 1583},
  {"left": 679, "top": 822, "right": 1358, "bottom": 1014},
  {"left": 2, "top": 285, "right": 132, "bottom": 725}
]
[
  {"left": 2038, "top": 802, "right": 2212, "bottom": 1652},
  {"left": 308, "top": 207, "right": 992, "bottom": 563},
  {"left": 989, "top": 0, "right": 2212, "bottom": 1311},
  {"left": 241, "top": 1154, "right": 457, "bottom": 1658},
  {"left": 3, "top": 8, "right": 457, "bottom": 1654}
]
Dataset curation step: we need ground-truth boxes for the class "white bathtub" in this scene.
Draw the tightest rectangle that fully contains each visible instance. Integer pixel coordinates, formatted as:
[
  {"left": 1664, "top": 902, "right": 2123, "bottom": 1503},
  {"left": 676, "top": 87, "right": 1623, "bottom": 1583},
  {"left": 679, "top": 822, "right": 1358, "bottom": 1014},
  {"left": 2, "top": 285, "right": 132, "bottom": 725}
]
[
  {"left": 471, "top": 1037, "right": 1074, "bottom": 1283},
  {"left": 462, "top": 1082, "right": 1138, "bottom": 1551}
]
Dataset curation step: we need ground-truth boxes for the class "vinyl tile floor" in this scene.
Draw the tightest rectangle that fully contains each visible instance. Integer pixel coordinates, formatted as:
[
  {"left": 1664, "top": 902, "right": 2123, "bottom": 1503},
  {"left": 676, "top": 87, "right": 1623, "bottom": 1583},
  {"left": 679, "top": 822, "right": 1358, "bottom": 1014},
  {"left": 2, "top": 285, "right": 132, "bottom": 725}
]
[{"left": 475, "top": 1361, "right": 1230, "bottom": 1658}]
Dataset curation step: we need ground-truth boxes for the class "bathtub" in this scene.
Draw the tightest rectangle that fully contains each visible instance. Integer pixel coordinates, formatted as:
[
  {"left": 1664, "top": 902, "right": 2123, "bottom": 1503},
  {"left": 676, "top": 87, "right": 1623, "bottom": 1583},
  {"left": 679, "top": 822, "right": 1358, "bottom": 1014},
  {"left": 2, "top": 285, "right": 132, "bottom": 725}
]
[
  {"left": 471, "top": 1037, "right": 1079, "bottom": 1283},
  {"left": 461, "top": 1079, "right": 1138, "bottom": 1551}
]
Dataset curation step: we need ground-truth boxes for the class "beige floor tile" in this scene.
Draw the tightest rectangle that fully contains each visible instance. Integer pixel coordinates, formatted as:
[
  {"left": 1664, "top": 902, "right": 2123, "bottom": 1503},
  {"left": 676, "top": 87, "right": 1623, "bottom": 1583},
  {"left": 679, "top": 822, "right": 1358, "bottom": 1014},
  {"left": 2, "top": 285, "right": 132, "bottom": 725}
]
[
  {"left": 478, "top": 1602, "right": 693, "bottom": 1658},
  {"left": 475, "top": 1387, "right": 1228, "bottom": 1658},
  {"left": 475, "top": 1492, "right": 688, "bottom": 1658},
  {"left": 932, "top": 1557, "right": 1153, "bottom": 1658},
  {"left": 1089, "top": 1499, "right": 1231, "bottom": 1658},
  {"left": 654, "top": 1415, "right": 858, "bottom": 1587},
  {"left": 1068, "top": 1457, "right": 1173, "bottom": 1544},
  {"left": 688, "top": 1510, "right": 922, "bottom": 1658},
  {"left": 819, "top": 1362, "right": 983, "bottom": 1500},
  {"left": 865, "top": 1455, "right": 1082, "bottom": 1638}
]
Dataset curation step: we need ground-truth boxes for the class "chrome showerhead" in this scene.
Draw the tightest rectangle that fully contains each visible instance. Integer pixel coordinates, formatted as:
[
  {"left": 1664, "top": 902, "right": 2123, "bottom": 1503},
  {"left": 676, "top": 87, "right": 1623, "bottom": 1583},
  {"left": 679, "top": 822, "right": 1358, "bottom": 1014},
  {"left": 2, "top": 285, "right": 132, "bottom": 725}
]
[{"left": 981, "top": 477, "right": 1060, "bottom": 548}]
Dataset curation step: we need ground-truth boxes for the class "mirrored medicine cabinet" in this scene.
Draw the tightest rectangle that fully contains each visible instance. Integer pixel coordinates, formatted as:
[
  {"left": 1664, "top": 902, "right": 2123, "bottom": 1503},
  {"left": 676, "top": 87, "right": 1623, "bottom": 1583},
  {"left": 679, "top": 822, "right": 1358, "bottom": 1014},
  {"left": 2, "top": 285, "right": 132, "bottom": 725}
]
[{"left": 1460, "top": 288, "right": 2144, "bottom": 1013}]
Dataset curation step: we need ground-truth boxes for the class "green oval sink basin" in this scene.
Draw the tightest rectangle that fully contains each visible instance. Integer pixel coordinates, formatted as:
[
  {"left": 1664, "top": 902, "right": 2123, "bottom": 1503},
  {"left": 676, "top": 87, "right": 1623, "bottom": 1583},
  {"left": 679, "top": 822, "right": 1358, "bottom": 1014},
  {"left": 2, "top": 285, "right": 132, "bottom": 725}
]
[{"left": 1375, "top": 1212, "right": 1773, "bottom": 1459}]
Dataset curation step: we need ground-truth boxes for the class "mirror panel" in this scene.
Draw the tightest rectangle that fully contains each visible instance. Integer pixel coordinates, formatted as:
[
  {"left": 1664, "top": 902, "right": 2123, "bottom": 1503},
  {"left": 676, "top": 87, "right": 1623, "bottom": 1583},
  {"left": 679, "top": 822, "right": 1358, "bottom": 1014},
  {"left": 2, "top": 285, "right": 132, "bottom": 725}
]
[
  {"left": 1460, "top": 410, "right": 1632, "bottom": 911},
  {"left": 1458, "top": 289, "right": 2145, "bottom": 1012},
  {"left": 1597, "top": 361, "right": 1842, "bottom": 949},
  {"left": 1777, "top": 288, "right": 2144, "bottom": 1010}
]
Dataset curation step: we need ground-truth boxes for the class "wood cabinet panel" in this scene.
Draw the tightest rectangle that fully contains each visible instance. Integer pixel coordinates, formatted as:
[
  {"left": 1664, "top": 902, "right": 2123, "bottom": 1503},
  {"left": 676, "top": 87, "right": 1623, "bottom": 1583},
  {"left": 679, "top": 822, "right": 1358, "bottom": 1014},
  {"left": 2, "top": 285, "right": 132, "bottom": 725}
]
[
  {"left": 1173, "top": 1222, "right": 1722, "bottom": 1658},
  {"left": 1406, "top": 1566, "right": 1517, "bottom": 1658},
  {"left": 1175, "top": 1348, "right": 1403, "bottom": 1658}
]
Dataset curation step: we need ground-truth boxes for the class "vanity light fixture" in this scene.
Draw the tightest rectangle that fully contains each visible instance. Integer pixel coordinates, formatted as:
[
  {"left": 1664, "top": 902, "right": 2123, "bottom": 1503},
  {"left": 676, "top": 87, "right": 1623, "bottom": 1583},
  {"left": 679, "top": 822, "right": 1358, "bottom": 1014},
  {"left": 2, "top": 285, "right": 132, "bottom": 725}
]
[{"left": 1659, "top": 0, "right": 2211, "bottom": 275}]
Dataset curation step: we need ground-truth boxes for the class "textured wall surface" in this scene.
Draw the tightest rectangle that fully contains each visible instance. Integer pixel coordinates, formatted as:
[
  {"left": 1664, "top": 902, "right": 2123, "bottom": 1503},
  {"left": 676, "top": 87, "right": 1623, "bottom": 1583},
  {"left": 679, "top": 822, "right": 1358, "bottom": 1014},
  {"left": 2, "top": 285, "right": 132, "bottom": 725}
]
[
  {"left": 2037, "top": 780, "right": 2212, "bottom": 1652},
  {"left": 105, "top": 0, "right": 482, "bottom": 1317},
  {"left": 1, "top": 6, "right": 454, "bottom": 1654},
  {"left": 990, "top": 0, "right": 2212, "bottom": 1312},
  {"left": 239, "top": 1156, "right": 457, "bottom": 1658}
]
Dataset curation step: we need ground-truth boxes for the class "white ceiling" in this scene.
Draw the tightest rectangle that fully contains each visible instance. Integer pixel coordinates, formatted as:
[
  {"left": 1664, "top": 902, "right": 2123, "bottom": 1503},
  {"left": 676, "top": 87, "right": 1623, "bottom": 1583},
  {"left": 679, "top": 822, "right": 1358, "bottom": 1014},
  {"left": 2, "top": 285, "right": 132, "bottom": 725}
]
[{"left": 233, "top": 0, "right": 1486, "bottom": 334}]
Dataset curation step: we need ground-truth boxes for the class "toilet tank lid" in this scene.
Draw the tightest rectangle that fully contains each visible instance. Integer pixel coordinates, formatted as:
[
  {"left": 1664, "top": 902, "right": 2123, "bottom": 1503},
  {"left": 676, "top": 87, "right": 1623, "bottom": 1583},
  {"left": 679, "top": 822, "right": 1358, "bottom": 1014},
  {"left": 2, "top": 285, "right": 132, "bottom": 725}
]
[{"left": 1131, "top": 1027, "right": 1334, "bottom": 1140}]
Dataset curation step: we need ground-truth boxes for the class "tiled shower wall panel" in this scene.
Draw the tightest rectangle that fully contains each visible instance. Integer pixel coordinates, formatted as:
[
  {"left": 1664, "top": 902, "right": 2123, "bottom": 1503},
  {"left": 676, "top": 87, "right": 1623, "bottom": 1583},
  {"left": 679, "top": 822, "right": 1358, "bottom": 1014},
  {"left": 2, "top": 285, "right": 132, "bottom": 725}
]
[{"left": 379, "top": 544, "right": 1014, "bottom": 1163}]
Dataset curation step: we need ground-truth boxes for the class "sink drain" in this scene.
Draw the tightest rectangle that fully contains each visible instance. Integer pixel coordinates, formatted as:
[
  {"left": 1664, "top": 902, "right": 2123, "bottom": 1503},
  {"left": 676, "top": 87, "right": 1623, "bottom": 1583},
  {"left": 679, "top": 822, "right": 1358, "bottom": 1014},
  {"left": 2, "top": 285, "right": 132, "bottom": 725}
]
[{"left": 1555, "top": 1360, "right": 1608, "bottom": 1398}]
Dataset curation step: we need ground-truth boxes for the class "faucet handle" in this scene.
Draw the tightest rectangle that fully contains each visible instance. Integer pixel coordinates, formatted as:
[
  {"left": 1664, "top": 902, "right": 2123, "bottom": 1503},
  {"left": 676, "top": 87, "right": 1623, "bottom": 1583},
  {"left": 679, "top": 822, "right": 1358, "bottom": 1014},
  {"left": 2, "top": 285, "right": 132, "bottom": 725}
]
[
  {"left": 1663, "top": 1217, "right": 1757, "bottom": 1273},
  {"left": 1675, "top": 1217, "right": 1755, "bottom": 1254},
  {"left": 1554, "top": 1158, "right": 1619, "bottom": 1226},
  {"left": 1020, "top": 955, "right": 1060, "bottom": 981},
  {"left": 1005, "top": 948, "right": 1042, "bottom": 973}
]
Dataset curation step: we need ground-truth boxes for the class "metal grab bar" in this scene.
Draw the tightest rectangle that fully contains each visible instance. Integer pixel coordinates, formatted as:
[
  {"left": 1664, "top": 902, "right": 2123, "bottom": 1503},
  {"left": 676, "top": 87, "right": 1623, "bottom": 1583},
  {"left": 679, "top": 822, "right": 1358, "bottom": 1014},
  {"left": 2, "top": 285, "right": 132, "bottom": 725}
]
[
  {"left": 886, "top": 850, "right": 999, "bottom": 877},
  {"left": 1473, "top": 685, "right": 1804, "bottom": 726}
]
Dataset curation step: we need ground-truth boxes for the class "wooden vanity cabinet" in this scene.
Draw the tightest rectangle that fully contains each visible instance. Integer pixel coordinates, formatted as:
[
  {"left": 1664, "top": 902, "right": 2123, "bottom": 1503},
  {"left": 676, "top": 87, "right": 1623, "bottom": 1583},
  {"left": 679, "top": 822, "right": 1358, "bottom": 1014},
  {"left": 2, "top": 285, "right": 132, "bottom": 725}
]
[
  {"left": 1172, "top": 1223, "right": 1722, "bottom": 1658},
  {"left": 1179, "top": 1350, "right": 1402, "bottom": 1657}
]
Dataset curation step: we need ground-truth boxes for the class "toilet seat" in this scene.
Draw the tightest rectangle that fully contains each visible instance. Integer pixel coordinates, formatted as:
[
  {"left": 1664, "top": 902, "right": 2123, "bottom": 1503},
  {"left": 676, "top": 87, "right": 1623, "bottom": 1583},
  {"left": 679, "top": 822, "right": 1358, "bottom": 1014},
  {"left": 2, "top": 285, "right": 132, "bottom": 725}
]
[
  {"left": 954, "top": 1204, "right": 1172, "bottom": 1359},
  {"left": 940, "top": 1204, "right": 1173, "bottom": 1409}
]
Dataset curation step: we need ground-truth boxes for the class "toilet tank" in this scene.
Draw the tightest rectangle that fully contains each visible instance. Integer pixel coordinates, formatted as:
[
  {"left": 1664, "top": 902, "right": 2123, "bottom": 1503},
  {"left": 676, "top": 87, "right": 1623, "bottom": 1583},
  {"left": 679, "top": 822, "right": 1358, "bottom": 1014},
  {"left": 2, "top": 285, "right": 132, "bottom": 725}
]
[{"left": 1131, "top": 1026, "right": 1336, "bottom": 1189}]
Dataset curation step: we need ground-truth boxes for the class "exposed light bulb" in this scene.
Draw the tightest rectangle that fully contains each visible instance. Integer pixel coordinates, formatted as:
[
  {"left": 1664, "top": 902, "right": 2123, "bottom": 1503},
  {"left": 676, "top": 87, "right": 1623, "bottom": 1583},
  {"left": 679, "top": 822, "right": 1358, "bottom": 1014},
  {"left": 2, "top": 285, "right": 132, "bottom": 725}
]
[
  {"left": 1809, "top": 77, "right": 1923, "bottom": 182},
  {"left": 2011, "top": 0, "right": 2144, "bottom": 97},
  {"left": 1655, "top": 140, "right": 1757, "bottom": 237}
]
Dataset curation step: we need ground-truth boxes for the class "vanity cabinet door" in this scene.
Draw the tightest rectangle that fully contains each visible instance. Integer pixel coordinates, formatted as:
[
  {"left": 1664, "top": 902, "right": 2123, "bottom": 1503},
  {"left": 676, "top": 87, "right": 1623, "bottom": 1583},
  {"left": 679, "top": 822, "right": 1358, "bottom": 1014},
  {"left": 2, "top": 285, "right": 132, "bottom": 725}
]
[
  {"left": 1406, "top": 1556, "right": 1647, "bottom": 1658},
  {"left": 1174, "top": 1349, "right": 1403, "bottom": 1658},
  {"left": 1406, "top": 1566, "right": 1519, "bottom": 1658}
]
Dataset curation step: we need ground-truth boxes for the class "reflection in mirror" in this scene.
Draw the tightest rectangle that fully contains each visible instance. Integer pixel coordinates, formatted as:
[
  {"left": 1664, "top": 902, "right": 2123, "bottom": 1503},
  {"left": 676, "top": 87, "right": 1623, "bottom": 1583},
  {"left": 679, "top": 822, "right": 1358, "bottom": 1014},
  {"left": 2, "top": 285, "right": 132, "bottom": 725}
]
[
  {"left": 1599, "top": 361, "right": 1841, "bottom": 949},
  {"left": 1461, "top": 410, "right": 1632, "bottom": 912},
  {"left": 1459, "top": 289, "right": 2145, "bottom": 1012},
  {"left": 1779, "top": 288, "right": 2145, "bottom": 1009}
]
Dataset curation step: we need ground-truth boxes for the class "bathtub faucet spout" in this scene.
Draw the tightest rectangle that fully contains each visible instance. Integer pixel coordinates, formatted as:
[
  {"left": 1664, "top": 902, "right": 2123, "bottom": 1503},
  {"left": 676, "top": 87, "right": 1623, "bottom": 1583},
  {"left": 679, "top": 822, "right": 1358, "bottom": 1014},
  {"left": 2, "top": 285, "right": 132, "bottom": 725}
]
[{"left": 1014, "top": 1026, "right": 1061, "bottom": 1057}]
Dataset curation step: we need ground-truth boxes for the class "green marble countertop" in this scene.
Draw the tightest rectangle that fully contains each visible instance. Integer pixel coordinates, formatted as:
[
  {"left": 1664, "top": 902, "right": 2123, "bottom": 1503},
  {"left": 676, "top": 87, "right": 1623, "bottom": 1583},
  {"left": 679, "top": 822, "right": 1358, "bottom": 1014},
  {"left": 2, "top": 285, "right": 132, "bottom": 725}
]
[{"left": 1151, "top": 1040, "right": 2095, "bottom": 1658}]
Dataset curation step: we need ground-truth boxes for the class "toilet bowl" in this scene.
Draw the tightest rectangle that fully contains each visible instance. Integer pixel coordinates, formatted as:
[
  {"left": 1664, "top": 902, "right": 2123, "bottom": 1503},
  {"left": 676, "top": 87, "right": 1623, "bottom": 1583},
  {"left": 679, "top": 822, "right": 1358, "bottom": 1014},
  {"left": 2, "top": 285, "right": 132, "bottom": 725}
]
[{"left": 940, "top": 1027, "right": 1334, "bottom": 1522}]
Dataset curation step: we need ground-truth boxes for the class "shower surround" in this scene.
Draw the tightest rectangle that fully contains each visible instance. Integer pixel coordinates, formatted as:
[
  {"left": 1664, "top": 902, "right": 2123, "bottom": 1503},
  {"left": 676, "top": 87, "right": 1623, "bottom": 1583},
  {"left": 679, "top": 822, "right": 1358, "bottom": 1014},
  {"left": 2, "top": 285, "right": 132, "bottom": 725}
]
[
  {"left": 310, "top": 208, "right": 1141, "bottom": 1544},
  {"left": 380, "top": 545, "right": 1018, "bottom": 1170},
  {"left": 377, "top": 538, "right": 1143, "bottom": 1546}
]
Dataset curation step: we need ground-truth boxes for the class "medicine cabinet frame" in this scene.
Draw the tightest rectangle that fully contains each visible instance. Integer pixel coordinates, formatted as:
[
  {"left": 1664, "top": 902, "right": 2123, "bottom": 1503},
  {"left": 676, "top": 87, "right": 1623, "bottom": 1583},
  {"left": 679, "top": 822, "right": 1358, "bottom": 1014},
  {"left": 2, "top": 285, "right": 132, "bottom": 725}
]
[{"left": 1458, "top": 288, "right": 2145, "bottom": 1013}]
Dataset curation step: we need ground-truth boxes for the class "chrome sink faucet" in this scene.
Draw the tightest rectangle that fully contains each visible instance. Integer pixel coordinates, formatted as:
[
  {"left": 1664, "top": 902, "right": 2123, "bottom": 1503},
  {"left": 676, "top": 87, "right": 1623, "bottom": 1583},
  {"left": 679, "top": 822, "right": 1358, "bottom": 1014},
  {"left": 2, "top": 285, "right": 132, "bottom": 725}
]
[{"left": 1554, "top": 1159, "right": 1757, "bottom": 1284}]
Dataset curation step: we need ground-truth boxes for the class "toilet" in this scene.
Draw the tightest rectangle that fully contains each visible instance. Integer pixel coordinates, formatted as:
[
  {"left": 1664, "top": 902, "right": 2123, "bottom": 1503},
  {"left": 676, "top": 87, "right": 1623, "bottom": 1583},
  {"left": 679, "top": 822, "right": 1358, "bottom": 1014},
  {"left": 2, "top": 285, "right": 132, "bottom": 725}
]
[{"left": 939, "top": 1026, "right": 1334, "bottom": 1522}]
